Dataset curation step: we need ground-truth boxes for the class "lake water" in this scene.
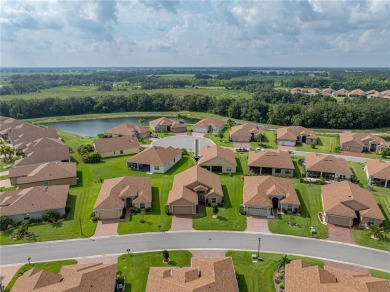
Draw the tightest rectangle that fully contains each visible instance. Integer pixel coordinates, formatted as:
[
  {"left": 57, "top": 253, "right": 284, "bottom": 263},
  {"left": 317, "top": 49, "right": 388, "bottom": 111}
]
[{"left": 44, "top": 117, "right": 199, "bottom": 137}]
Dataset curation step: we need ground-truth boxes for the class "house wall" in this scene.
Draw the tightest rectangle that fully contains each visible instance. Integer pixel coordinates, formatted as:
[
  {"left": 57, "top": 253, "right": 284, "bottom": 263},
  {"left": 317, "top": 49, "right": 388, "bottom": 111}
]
[
  {"left": 326, "top": 214, "right": 353, "bottom": 227},
  {"left": 150, "top": 152, "right": 182, "bottom": 173},
  {"left": 98, "top": 146, "right": 139, "bottom": 158},
  {"left": 205, "top": 192, "right": 223, "bottom": 204},
  {"left": 341, "top": 140, "right": 363, "bottom": 153},
  {"left": 7, "top": 208, "right": 66, "bottom": 223},
  {"left": 280, "top": 203, "right": 300, "bottom": 212},
  {"left": 168, "top": 198, "right": 197, "bottom": 215},
  {"left": 272, "top": 168, "right": 294, "bottom": 177},
  {"left": 277, "top": 140, "right": 296, "bottom": 146},
  {"left": 192, "top": 127, "right": 208, "bottom": 133},
  {"left": 230, "top": 135, "right": 250, "bottom": 142},
  {"left": 16, "top": 177, "right": 77, "bottom": 189},
  {"left": 171, "top": 126, "right": 187, "bottom": 133},
  {"left": 133, "top": 202, "right": 152, "bottom": 209},
  {"left": 360, "top": 216, "right": 383, "bottom": 226},
  {"left": 94, "top": 208, "right": 122, "bottom": 219},
  {"left": 199, "top": 157, "right": 236, "bottom": 173},
  {"left": 244, "top": 205, "right": 272, "bottom": 217}
]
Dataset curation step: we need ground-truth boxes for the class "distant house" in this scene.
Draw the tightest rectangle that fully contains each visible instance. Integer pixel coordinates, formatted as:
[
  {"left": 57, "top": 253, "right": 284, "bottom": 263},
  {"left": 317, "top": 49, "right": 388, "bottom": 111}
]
[
  {"left": 93, "top": 136, "right": 139, "bottom": 158},
  {"left": 104, "top": 123, "right": 150, "bottom": 139},
  {"left": 321, "top": 181, "right": 385, "bottom": 227},
  {"left": 285, "top": 259, "right": 390, "bottom": 292},
  {"left": 290, "top": 87, "right": 306, "bottom": 94},
  {"left": 305, "top": 153, "right": 352, "bottom": 181},
  {"left": 192, "top": 117, "right": 225, "bottom": 133},
  {"left": 368, "top": 91, "right": 385, "bottom": 99},
  {"left": 321, "top": 88, "right": 335, "bottom": 96},
  {"left": 332, "top": 88, "right": 349, "bottom": 97},
  {"left": 0, "top": 118, "right": 27, "bottom": 140},
  {"left": 198, "top": 145, "right": 237, "bottom": 173},
  {"left": 0, "top": 185, "right": 69, "bottom": 223},
  {"left": 276, "top": 126, "right": 317, "bottom": 146},
  {"left": 381, "top": 90, "right": 390, "bottom": 98},
  {"left": 242, "top": 176, "right": 300, "bottom": 217},
  {"left": 149, "top": 117, "right": 186, "bottom": 133},
  {"left": 126, "top": 146, "right": 182, "bottom": 173},
  {"left": 9, "top": 162, "right": 77, "bottom": 189},
  {"left": 365, "top": 160, "right": 390, "bottom": 188},
  {"left": 311, "top": 88, "right": 321, "bottom": 95},
  {"left": 230, "top": 123, "right": 262, "bottom": 142},
  {"left": 9, "top": 123, "right": 59, "bottom": 146},
  {"left": 12, "top": 263, "right": 117, "bottom": 292},
  {"left": 94, "top": 176, "right": 152, "bottom": 219},
  {"left": 146, "top": 257, "right": 239, "bottom": 292},
  {"left": 348, "top": 89, "right": 366, "bottom": 97},
  {"left": 248, "top": 150, "right": 294, "bottom": 177},
  {"left": 339, "top": 132, "right": 388, "bottom": 154},
  {"left": 167, "top": 166, "right": 223, "bottom": 215}
]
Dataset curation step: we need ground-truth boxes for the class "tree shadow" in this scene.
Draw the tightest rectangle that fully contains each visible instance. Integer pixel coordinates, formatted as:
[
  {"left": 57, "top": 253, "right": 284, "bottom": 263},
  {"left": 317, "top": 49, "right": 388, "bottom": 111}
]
[
  {"left": 378, "top": 203, "right": 390, "bottom": 228},
  {"left": 151, "top": 187, "right": 161, "bottom": 215},
  {"left": 52, "top": 222, "right": 63, "bottom": 228},
  {"left": 76, "top": 171, "right": 83, "bottom": 187},
  {"left": 296, "top": 189, "right": 309, "bottom": 218},
  {"left": 67, "top": 193, "right": 77, "bottom": 220},
  {"left": 236, "top": 273, "right": 249, "bottom": 292},
  {"left": 235, "top": 157, "right": 244, "bottom": 175},
  {"left": 293, "top": 161, "right": 302, "bottom": 179},
  {"left": 217, "top": 216, "right": 228, "bottom": 222}
]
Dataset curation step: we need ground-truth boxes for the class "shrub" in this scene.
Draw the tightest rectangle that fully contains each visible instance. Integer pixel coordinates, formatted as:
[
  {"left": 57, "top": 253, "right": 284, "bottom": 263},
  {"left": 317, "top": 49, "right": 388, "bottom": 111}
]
[
  {"left": 279, "top": 282, "right": 285, "bottom": 289},
  {"left": 14, "top": 222, "right": 29, "bottom": 240},
  {"left": 91, "top": 216, "right": 98, "bottom": 222},
  {"left": 0, "top": 216, "right": 13, "bottom": 231},
  {"left": 42, "top": 210, "right": 60, "bottom": 223},
  {"left": 163, "top": 250, "right": 169, "bottom": 260},
  {"left": 165, "top": 206, "right": 172, "bottom": 215},
  {"left": 182, "top": 148, "right": 188, "bottom": 155},
  {"left": 212, "top": 204, "right": 219, "bottom": 215},
  {"left": 310, "top": 143, "right": 316, "bottom": 149},
  {"left": 82, "top": 152, "right": 102, "bottom": 163},
  {"left": 145, "top": 207, "right": 152, "bottom": 212},
  {"left": 131, "top": 207, "right": 140, "bottom": 214},
  {"left": 65, "top": 205, "right": 71, "bottom": 214}
]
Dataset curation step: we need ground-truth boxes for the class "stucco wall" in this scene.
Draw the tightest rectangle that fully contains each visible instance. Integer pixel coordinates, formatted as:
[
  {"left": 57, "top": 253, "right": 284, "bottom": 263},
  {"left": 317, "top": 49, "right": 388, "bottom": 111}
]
[
  {"left": 199, "top": 157, "right": 236, "bottom": 173},
  {"left": 99, "top": 146, "right": 139, "bottom": 158},
  {"left": 7, "top": 208, "right": 66, "bottom": 223},
  {"left": 16, "top": 177, "right": 77, "bottom": 189}
]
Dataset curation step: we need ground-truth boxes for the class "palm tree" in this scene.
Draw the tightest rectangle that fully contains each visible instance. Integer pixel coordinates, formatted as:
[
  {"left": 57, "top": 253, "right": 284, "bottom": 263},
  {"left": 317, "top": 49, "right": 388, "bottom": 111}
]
[
  {"left": 139, "top": 118, "right": 145, "bottom": 126},
  {"left": 368, "top": 224, "right": 388, "bottom": 241},
  {"left": 226, "top": 118, "right": 236, "bottom": 128},
  {"left": 277, "top": 255, "right": 291, "bottom": 270},
  {"left": 0, "top": 146, "right": 6, "bottom": 162}
]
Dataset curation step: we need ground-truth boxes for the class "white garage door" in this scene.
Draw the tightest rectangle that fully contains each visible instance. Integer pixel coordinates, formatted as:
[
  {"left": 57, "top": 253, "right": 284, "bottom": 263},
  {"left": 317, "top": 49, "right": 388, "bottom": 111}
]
[
  {"left": 278, "top": 140, "right": 296, "bottom": 146},
  {"left": 247, "top": 206, "right": 268, "bottom": 216},
  {"left": 173, "top": 206, "right": 193, "bottom": 215},
  {"left": 97, "top": 209, "right": 120, "bottom": 219}
]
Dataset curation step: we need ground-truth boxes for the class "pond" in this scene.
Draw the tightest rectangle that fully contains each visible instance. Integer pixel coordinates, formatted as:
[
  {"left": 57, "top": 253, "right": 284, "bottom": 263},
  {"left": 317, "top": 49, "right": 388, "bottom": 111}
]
[{"left": 44, "top": 117, "right": 199, "bottom": 137}]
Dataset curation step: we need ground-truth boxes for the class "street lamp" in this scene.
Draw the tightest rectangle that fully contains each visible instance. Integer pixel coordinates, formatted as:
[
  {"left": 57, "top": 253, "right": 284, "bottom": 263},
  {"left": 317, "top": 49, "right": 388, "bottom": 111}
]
[
  {"left": 28, "top": 257, "right": 31, "bottom": 265},
  {"left": 126, "top": 249, "right": 131, "bottom": 256},
  {"left": 158, "top": 224, "right": 162, "bottom": 232},
  {"left": 257, "top": 237, "right": 261, "bottom": 258}
]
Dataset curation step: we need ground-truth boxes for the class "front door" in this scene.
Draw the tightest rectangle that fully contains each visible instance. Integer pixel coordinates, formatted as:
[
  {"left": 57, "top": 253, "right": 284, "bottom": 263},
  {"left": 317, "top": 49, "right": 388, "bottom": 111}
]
[
  {"left": 272, "top": 197, "right": 279, "bottom": 209},
  {"left": 125, "top": 197, "right": 133, "bottom": 208},
  {"left": 301, "top": 135, "right": 307, "bottom": 143}
]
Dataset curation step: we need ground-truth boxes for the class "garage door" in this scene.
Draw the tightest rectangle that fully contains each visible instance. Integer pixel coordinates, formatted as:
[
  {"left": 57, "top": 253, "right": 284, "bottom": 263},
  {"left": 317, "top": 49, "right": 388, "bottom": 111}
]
[
  {"left": 173, "top": 206, "right": 193, "bottom": 215},
  {"left": 97, "top": 209, "right": 120, "bottom": 219},
  {"left": 278, "top": 140, "right": 295, "bottom": 146},
  {"left": 327, "top": 215, "right": 352, "bottom": 227},
  {"left": 247, "top": 206, "right": 268, "bottom": 216}
]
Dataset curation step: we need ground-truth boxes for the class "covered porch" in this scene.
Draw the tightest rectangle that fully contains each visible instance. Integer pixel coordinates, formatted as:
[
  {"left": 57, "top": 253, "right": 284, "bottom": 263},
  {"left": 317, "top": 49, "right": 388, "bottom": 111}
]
[
  {"left": 249, "top": 166, "right": 273, "bottom": 175},
  {"left": 127, "top": 162, "right": 150, "bottom": 172}
]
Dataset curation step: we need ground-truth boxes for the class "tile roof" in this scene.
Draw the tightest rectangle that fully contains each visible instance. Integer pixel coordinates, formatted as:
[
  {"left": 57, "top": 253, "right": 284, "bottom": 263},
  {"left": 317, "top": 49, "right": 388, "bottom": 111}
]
[
  {"left": 332, "top": 88, "right": 349, "bottom": 96},
  {"left": 366, "top": 160, "right": 390, "bottom": 180},
  {"left": 149, "top": 117, "right": 186, "bottom": 129},
  {"left": 193, "top": 118, "right": 225, "bottom": 129},
  {"left": 339, "top": 133, "right": 388, "bottom": 148},
  {"left": 243, "top": 176, "right": 299, "bottom": 207},
  {"left": 93, "top": 136, "right": 139, "bottom": 153},
  {"left": 0, "top": 118, "right": 27, "bottom": 135},
  {"left": 12, "top": 263, "right": 117, "bottom": 292},
  {"left": 146, "top": 257, "right": 239, "bottom": 292},
  {"left": 321, "top": 181, "right": 385, "bottom": 220},
  {"left": 305, "top": 153, "right": 352, "bottom": 175},
  {"left": 348, "top": 89, "right": 366, "bottom": 96},
  {"left": 104, "top": 123, "right": 149, "bottom": 136},
  {"left": 285, "top": 259, "right": 390, "bottom": 292},
  {"left": 248, "top": 149, "right": 294, "bottom": 170},
  {"left": 0, "top": 185, "right": 69, "bottom": 217},
  {"left": 322, "top": 88, "right": 335, "bottom": 95},
  {"left": 127, "top": 146, "right": 181, "bottom": 167},
  {"left": 9, "top": 124, "right": 59, "bottom": 144},
  {"left": 199, "top": 145, "right": 237, "bottom": 167},
  {"left": 277, "top": 126, "right": 317, "bottom": 142},
  {"left": 94, "top": 176, "right": 152, "bottom": 210},
  {"left": 230, "top": 123, "right": 262, "bottom": 138}
]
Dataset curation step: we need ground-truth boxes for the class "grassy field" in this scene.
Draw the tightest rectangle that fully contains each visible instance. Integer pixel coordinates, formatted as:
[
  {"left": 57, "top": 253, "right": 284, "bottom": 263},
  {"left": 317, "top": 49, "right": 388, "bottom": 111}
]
[
  {"left": 251, "top": 129, "right": 277, "bottom": 149},
  {"left": 204, "top": 127, "right": 233, "bottom": 147},
  {"left": 295, "top": 135, "right": 340, "bottom": 154}
]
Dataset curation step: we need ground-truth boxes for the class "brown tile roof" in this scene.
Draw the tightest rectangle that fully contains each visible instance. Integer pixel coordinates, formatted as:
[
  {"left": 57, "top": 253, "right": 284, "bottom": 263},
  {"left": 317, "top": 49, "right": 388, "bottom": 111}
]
[
  {"left": 149, "top": 117, "right": 186, "bottom": 129},
  {"left": 93, "top": 136, "right": 139, "bottom": 153},
  {"left": 248, "top": 149, "right": 294, "bottom": 170},
  {"left": 369, "top": 91, "right": 385, "bottom": 98},
  {"left": 332, "top": 88, "right": 349, "bottom": 96},
  {"left": 339, "top": 133, "right": 388, "bottom": 148},
  {"left": 243, "top": 176, "right": 299, "bottom": 207},
  {"left": 381, "top": 90, "right": 390, "bottom": 96},
  {"left": 365, "top": 90, "right": 379, "bottom": 95},
  {"left": 0, "top": 185, "right": 69, "bottom": 217},
  {"left": 305, "top": 153, "right": 352, "bottom": 175},
  {"left": 193, "top": 117, "right": 225, "bottom": 129},
  {"left": 94, "top": 176, "right": 152, "bottom": 210},
  {"left": 9, "top": 124, "right": 58, "bottom": 144},
  {"left": 230, "top": 123, "right": 262, "bottom": 138},
  {"left": 0, "top": 118, "right": 27, "bottom": 135},
  {"left": 321, "top": 181, "right": 385, "bottom": 220},
  {"left": 9, "top": 162, "right": 77, "bottom": 185},
  {"left": 322, "top": 88, "right": 335, "bottom": 95},
  {"left": 146, "top": 257, "right": 239, "bottom": 292},
  {"left": 366, "top": 160, "right": 390, "bottom": 180},
  {"left": 12, "top": 263, "right": 117, "bottom": 292},
  {"left": 348, "top": 89, "right": 366, "bottom": 96},
  {"left": 277, "top": 126, "right": 317, "bottom": 142},
  {"left": 199, "top": 145, "right": 237, "bottom": 167},
  {"left": 127, "top": 146, "right": 181, "bottom": 167},
  {"left": 104, "top": 123, "right": 149, "bottom": 136},
  {"left": 285, "top": 259, "right": 390, "bottom": 292}
]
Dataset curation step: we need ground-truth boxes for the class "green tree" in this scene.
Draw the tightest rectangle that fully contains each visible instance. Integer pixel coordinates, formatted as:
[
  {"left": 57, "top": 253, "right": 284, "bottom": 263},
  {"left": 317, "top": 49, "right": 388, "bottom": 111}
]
[
  {"left": 212, "top": 204, "right": 219, "bottom": 215},
  {"left": 226, "top": 118, "right": 236, "bottom": 128},
  {"left": 368, "top": 224, "right": 388, "bottom": 241},
  {"left": 277, "top": 255, "right": 291, "bottom": 270},
  {"left": 0, "top": 216, "right": 13, "bottom": 231},
  {"left": 139, "top": 118, "right": 145, "bottom": 126}
]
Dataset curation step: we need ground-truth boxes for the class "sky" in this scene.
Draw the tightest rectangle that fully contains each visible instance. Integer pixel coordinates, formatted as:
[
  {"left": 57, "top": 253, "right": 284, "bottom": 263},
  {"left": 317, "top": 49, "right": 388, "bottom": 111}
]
[{"left": 1, "top": 0, "right": 389, "bottom": 67}]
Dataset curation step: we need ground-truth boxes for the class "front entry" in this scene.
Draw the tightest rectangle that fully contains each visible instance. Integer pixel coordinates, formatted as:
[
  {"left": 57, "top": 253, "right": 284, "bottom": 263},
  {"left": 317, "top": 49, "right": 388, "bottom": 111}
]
[
  {"left": 272, "top": 197, "right": 279, "bottom": 209},
  {"left": 301, "top": 135, "right": 307, "bottom": 143},
  {"left": 125, "top": 197, "right": 133, "bottom": 208}
]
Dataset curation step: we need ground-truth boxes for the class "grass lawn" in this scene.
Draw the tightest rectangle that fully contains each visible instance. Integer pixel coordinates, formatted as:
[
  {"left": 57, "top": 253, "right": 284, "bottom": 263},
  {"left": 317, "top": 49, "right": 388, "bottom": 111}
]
[
  {"left": 362, "top": 152, "right": 390, "bottom": 161},
  {"left": 204, "top": 127, "right": 233, "bottom": 147},
  {"left": 117, "top": 251, "right": 192, "bottom": 292},
  {"left": 251, "top": 129, "right": 277, "bottom": 149},
  {"left": 226, "top": 251, "right": 323, "bottom": 292},
  {"left": 295, "top": 135, "right": 340, "bottom": 154},
  {"left": 370, "top": 269, "right": 390, "bottom": 280},
  {"left": 0, "top": 156, "right": 21, "bottom": 171},
  {"left": 5, "top": 260, "right": 77, "bottom": 291}
]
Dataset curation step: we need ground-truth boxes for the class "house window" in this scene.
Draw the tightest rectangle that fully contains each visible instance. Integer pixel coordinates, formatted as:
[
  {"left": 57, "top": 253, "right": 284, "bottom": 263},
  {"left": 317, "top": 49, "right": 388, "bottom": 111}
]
[
  {"left": 226, "top": 167, "right": 232, "bottom": 172},
  {"left": 368, "top": 218, "right": 375, "bottom": 224},
  {"left": 339, "top": 175, "right": 346, "bottom": 180},
  {"left": 114, "top": 151, "right": 116, "bottom": 154},
  {"left": 120, "top": 150, "right": 124, "bottom": 154},
  {"left": 140, "top": 203, "right": 145, "bottom": 209},
  {"left": 211, "top": 198, "right": 217, "bottom": 203},
  {"left": 43, "top": 181, "right": 49, "bottom": 187},
  {"left": 24, "top": 214, "right": 30, "bottom": 220},
  {"left": 287, "top": 204, "right": 293, "bottom": 211},
  {"left": 275, "top": 169, "right": 281, "bottom": 174},
  {"left": 285, "top": 169, "right": 291, "bottom": 174},
  {"left": 154, "top": 166, "right": 160, "bottom": 170}
]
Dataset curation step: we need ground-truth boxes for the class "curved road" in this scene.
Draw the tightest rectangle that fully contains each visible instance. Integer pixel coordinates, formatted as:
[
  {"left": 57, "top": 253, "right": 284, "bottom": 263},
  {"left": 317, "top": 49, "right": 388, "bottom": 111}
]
[{"left": 1, "top": 231, "right": 389, "bottom": 271}]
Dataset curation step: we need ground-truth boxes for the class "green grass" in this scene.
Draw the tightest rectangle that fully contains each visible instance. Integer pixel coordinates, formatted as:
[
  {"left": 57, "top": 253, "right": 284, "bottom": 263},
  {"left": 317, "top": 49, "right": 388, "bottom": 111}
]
[
  {"left": 117, "top": 251, "right": 192, "bottom": 292},
  {"left": 362, "top": 153, "right": 390, "bottom": 161},
  {"left": 370, "top": 269, "right": 390, "bottom": 280},
  {"left": 5, "top": 260, "right": 77, "bottom": 291},
  {"left": 204, "top": 127, "right": 233, "bottom": 147},
  {"left": 156, "top": 131, "right": 176, "bottom": 137},
  {"left": 251, "top": 129, "right": 277, "bottom": 149},
  {"left": 0, "top": 156, "right": 21, "bottom": 171},
  {"left": 295, "top": 135, "right": 340, "bottom": 154},
  {"left": 0, "top": 175, "right": 9, "bottom": 180},
  {"left": 226, "top": 251, "right": 323, "bottom": 292}
]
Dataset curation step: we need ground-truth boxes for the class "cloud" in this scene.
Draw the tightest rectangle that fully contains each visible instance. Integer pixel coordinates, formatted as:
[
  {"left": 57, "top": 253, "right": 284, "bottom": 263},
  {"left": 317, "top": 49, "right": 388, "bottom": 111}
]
[{"left": 139, "top": 0, "right": 181, "bottom": 13}]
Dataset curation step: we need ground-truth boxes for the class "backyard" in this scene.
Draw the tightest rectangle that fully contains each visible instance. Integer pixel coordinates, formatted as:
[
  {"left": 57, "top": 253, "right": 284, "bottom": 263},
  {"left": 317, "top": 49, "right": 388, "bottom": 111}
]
[
  {"left": 250, "top": 129, "right": 277, "bottom": 149},
  {"left": 204, "top": 127, "right": 233, "bottom": 147},
  {"left": 295, "top": 135, "right": 340, "bottom": 154}
]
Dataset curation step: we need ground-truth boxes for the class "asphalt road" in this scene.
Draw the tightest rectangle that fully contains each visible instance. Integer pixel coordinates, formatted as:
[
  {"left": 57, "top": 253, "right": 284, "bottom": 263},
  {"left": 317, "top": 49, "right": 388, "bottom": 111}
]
[
  {"left": 1, "top": 231, "right": 389, "bottom": 271},
  {"left": 291, "top": 151, "right": 367, "bottom": 163}
]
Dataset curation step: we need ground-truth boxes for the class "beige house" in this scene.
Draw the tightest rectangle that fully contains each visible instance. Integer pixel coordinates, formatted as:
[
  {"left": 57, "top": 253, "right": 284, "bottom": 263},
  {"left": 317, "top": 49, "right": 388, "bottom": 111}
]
[
  {"left": 94, "top": 176, "right": 152, "bottom": 219},
  {"left": 149, "top": 117, "right": 187, "bottom": 133},
  {"left": 277, "top": 126, "right": 317, "bottom": 146},
  {"left": 0, "top": 185, "right": 69, "bottom": 223},
  {"left": 192, "top": 117, "right": 225, "bottom": 133},
  {"left": 365, "top": 159, "right": 390, "bottom": 188},
  {"left": 12, "top": 263, "right": 117, "bottom": 292},
  {"left": 230, "top": 123, "right": 262, "bottom": 142},
  {"left": 348, "top": 89, "right": 366, "bottom": 97},
  {"left": 243, "top": 176, "right": 300, "bottom": 217},
  {"left": 167, "top": 166, "right": 223, "bottom": 215},
  {"left": 9, "top": 123, "right": 59, "bottom": 146},
  {"left": 290, "top": 87, "right": 306, "bottom": 94},
  {"left": 321, "top": 88, "right": 335, "bottom": 96},
  {"left": 127, "top": 146, "right": 182, "bottom": 173},
  {"left": 305, "top": 153, "right": 352, "bottom": 181},
  {"left": 321, "top": 181, "right": 385, "bottom": 227},
  {"left": 339, "top": 132, "right": 388, "bottom": 153},
  {"left": 285, "top": 259, "right": 390, "bottom": 292},
  {"left": 198, "top": 145, "right": 237, "bottom": 173},
  {"left": 146, "top": 257, "right": 239, "bottom": 292},
  {"left": 9, "top": 162, "right": 77, "bottom": 189},
  {"left": 332, "top": 88, "right": 349, "bottom": 97},
  {"left": 104, "top": 123, "right": 150, "bottom": 139},
  {"left": 248, "top": 149, "right": 294, "bottom": 177},
  {"left": 93, "top": 136, "right": 140, "bottom": 158}
]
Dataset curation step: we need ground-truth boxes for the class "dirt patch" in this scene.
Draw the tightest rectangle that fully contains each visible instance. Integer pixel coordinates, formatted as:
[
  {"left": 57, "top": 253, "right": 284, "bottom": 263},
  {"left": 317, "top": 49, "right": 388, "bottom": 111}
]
[
  {"left": 327, "top": 224, "right": 354, "bottom": 244},
  {"left": 246, "top": 216, "right": 270, "bottom": 233},
  {"left": 170, "top": 215, "right": 193, "bottom": 231},
  {"left": 94, "top": 219, "right": 119, "bottom": 237}
]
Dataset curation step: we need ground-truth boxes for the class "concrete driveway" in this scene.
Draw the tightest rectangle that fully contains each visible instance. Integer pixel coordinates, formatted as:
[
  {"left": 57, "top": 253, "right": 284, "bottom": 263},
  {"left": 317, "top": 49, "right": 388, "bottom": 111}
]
[
  {"left": 0, "top": 170, "right": 9, "bottom": 176},
  {"left": 327, "top": 224, "right": 354, "bottom": 244},
  {"left": 0, "top": 179, "right": 12, "bottom": 188},
  {"left": 152, "top": 136, "right": 214, "bottom": 152},
  {"left": 94, "top": 219, "right": 119, "bottom": 237},
  {"left": 246, "top": 216, "right": 270, "bottom": 233},
  {"left": 170, "top": 215, "right": 193, "bottom": 231},
  {"left": 278, "top": 145, "right": 295, "bottom": 151},
  {"left": 233, "top": 142, "right": 250, "bottom": 149}
]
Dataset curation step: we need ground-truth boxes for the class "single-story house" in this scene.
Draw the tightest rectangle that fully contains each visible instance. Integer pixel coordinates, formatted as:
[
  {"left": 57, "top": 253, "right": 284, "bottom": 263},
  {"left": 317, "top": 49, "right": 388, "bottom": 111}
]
[
  {"left": 9, "top": 123, "right": 59, "bottom": 146},
  {"left": 348, "top": 89, "right": 366, "bottom": 97},
  {"left": 192, "top": 117, "right": 225, "bottom": 133},
  {"left": 242, "top": 176, "right": 300, "bottom": 217},
  {"left": 230, "top": 123, "right": 262, "bottom": 142},
  {"left": 382, "top": 90, "right": 390, "bottom": 98},
  {"left": 0, "top": 185, "right": 69, "bottom": 223},
  {"left": 198, "top": 145, "right": 237, "bottom": 173},
  {"left": 285, "top": 259, "right": 390, "bottom": 292},
  {"left": 146, "top": 257, "right": 239, "bottom": 292},
  {"left": 12, "top": 263, "right": 117, "bottom": 292},
  {"left": 9, "top": 162, "right": 77, "bottom": 189},
  {"left": 332, "top": 88, "right": 349, "bottom": 97},
  {"left": 126, "top": 146, "right": 182, "bottom": 173},
  {"left": 248, "top": 149, "right": 294, "bottom": 177},
  {"left": 93, "top": 136, "right": 140, "bottom": 158},
  {"left": 321, "top": 88, "right": 335, "bottom": 96},
  {"left": 365, "top": 159, "right": 390, "bottom": 188},
  {"left": 167, "top": 165, "right": 223, "bottom": 215},
  {"left": 305, "top": 153, "right": 352, "bottom": 181},
  {"left": 311, "top": 88, "right": 321, "bottom": 95},
  {"left": 291, "top": 87, "right": 306, "bottom": 94},
  {"left": 0, "top": 118, "right": 27, "bottom": 140},
  {"left": 368, "top": 91, "right": 385, "bottom": 99},
  {"left": 94, "top": 176, "right": 152, "bottom": 219},
  {"left": 149, "top": 117, "right": 187, "bottom": 133},
  {"left": 339, "top": 132, "right": 388, "bottom": 153},
  {"left": 276, "top": 126, "right": 317, "bottom": 146},
  {"left": 104, "top": 123, "right": 150, "bottom": 139},
  {"left": 321, "top": 181, "right": 385, "bottom": 227}
]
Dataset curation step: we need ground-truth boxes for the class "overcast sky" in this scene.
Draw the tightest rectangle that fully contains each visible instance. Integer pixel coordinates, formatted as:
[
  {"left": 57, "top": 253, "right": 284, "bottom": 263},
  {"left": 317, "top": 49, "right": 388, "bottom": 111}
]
[{"left": 1, "top": 0, "right": 389, "bottom": 67}]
